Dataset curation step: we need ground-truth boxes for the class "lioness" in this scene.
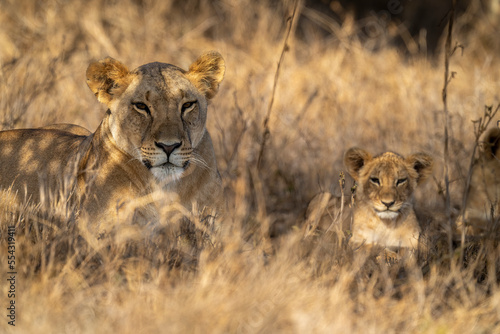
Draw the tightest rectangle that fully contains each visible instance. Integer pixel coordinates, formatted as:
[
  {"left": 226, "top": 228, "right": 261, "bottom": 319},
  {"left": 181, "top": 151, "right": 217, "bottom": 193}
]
[
  {"left": 0, "top": 51, "right": 225, "bottom": 229},
  {"left": 305, "top": 147, "right": 433, "bottom": 254},
  {"left": 457, "top": 128, "right": 500, "bottom": 235}
]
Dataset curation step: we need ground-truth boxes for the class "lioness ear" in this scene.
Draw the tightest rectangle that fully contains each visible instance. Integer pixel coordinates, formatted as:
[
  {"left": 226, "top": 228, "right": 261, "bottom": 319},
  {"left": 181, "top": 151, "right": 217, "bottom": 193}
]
[
  {"left": 406, "top": 153, "right": 433, "bottom": 185},
  {"left": 86, "top": 57, "right": 132, "bottom": 106},
  {"left": 483, "top": 128, "right": 500, "bottom": 160},
  {"left": 186, "top": 51, "right": 225, "bottom": 99},
  {"left": 344, "top": 147, "right": 372, "bottom": 181}
]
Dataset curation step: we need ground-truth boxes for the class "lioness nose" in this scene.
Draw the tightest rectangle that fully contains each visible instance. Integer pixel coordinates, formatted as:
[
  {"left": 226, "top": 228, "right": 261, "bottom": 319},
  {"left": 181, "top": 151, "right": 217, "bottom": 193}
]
[
  {"left": 381, "top": 200, "right": 395, "bottom": 209},
  {"left": 155, "top": 141, "right": 182, "bottom": 158}
]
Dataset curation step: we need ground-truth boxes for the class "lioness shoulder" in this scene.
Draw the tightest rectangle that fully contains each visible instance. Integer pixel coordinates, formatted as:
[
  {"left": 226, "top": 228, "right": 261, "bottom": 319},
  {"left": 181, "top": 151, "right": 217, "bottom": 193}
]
[
  {"left": 0, "top": 51, "right": 226, "bottom": 230},
  {"left": 305, "top": 147, "right": 433, "bottom": 253}
]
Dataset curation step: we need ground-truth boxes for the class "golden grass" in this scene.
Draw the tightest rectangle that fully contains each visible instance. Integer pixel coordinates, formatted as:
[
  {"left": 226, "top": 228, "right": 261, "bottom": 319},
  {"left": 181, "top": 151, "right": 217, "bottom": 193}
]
[{"left": 1, "top": 0, "right": 500, "bottom": 333}]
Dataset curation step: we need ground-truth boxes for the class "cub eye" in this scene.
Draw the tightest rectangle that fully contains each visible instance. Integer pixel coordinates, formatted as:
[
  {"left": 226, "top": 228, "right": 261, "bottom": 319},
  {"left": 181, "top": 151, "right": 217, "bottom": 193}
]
[
  {"left": 132, "top": 102, "right": 150, "bottom": 115},
  {"left": 369, "top": 177, "right": 380, "bottom": 185},
  {"left": 396, "top": 178, "right": 407, "bottom": 186},
  {"left": 181, "top": 101, "right": 197, "bottom": 112}
]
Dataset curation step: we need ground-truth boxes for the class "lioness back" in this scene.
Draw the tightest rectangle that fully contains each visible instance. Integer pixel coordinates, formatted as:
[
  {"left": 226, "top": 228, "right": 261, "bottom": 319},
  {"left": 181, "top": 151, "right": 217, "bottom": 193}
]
[
  {"left": 0, "top": 129, "right": 87, "bottom": 201},
  {"left": 41, "top": 123, "right": 92, "bottom": 136},
  {"left": 305, "top": 147, "right": 433, "bottom": 253},
  {"left": 0, "top": 51, "right": 226, "bottom": 231}
]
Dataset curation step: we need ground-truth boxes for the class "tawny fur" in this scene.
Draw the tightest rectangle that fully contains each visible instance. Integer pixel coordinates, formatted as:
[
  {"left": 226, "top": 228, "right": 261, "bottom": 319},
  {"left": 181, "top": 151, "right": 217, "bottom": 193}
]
[
  {"left": 0, "top": 52, "right": 226, "bottom": 234},
  {"left": 457, "top": 128, "right": 500, "bottom": 236},
  {"left": 305, "top": 147, "right": 433, "bottom": 252}
]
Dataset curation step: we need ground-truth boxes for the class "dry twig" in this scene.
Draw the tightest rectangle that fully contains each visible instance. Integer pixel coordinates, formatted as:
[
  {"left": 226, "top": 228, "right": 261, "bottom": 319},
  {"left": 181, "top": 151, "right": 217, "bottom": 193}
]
[
  {"left": 257, "top": 0, "right": 299, "bottom": 169},
  {"left": 442, "top": 0, "right": 457, "bottom": 256}
]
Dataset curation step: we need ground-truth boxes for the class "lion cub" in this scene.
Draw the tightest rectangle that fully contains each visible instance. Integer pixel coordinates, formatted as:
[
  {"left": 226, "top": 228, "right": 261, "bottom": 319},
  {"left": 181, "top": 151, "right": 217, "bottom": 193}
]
[
  {"left": 457, "top": 128, "right": 500, "bottom": 235},
  {"left": 305, "top": 147, "right": 433, "bottom": 254}
]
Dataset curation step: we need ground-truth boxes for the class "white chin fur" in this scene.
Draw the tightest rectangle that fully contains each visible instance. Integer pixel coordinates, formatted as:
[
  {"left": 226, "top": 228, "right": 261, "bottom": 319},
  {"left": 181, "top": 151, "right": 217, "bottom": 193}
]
[
  {"left": 150, "top": 166, "right": 184, "bottom": 183},
  {"left": 376, "top": 211, "right": 399, "bottom": 220}
]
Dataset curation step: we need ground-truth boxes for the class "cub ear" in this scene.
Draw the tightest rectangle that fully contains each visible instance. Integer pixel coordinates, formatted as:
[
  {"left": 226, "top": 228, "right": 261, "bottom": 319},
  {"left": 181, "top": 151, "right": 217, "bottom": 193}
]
[
  {"left": 406, "top": 152, "right": 433, "bottom": 185},
  {"left": 186, "top": 51, "right": 225, "bottom": 99},
  {"left": 86, "top": 57, "right": 132, "bottom": 106},
  {"left": 344, "top": 147, "right": 372, "bottom": 181},
  {"left": 483, "top": 128, "right": 500, "bottom": 160}
]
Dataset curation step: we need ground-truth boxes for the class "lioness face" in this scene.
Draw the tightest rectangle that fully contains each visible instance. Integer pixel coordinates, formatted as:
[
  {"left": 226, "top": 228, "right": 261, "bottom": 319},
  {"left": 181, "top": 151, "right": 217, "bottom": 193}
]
[
  {"left": 86, "top": 52, "right": 225, "bottom": 183},
  {"left": 111, "top": 64, "right": 210, "bottom": 182},
  {"left": 344, "top": 148, "right": 433, "bottom": 221}
]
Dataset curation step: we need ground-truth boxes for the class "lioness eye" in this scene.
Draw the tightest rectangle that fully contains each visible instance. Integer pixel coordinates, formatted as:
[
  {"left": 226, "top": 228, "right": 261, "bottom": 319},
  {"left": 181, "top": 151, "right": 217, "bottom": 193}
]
[
  {"left": 133, "top": 102, "right": 150, "bottom": 115},
  {"left": 369, "top": 177, "right": 380, "bottom": 185},
  {"left": 181, "top": 101, "right": 197, "bottom": 112},
  {"left": 397, "top": 178, "right": 407, "bottom": 186}
]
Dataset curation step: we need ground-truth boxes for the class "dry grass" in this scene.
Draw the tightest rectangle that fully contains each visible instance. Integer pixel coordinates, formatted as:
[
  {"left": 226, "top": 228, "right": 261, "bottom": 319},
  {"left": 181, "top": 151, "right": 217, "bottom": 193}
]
[{"left": 1, "top": 0, "right": 500, "bottom": 333}]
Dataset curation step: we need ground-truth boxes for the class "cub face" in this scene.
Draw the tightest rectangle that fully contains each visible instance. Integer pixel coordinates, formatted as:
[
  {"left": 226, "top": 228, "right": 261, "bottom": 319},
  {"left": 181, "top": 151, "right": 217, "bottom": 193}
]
[
  {"left": 344, "top": 148, "right": 433, "bottom": 221},
  {"left": 86, "top": 52, "right": 225, "bottom": 183}
]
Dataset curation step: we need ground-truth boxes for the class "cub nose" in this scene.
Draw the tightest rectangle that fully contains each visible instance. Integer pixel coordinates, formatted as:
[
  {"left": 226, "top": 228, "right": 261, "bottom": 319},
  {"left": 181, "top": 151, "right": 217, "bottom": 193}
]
[
  {"left": 155, "top": 141, "right": 182, "bottom": 158},
  {"left": 381, "top": 200, "right": 395, "bottom": 209}
]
